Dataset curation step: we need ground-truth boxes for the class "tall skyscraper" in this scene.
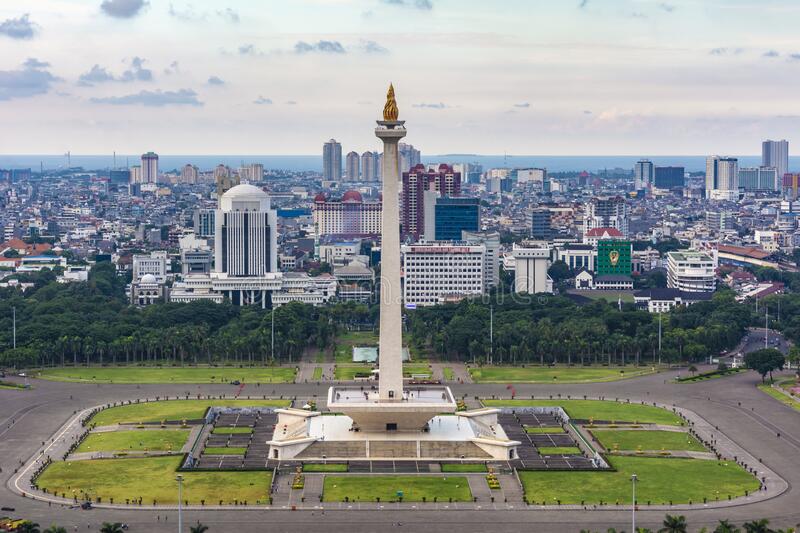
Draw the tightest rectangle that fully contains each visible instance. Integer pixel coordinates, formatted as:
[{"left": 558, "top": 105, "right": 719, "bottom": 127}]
[
  {"left": 214, "top": 184, "right": 277, "bottom": 277},
  {"left": 531, "top": 208, "right": 552, "bottom": 240},
  {"left": 215, "top": 165, "right": 240, "bottom": 199},
  {"left": 345, "top": 151, "right": 360, "bottom": 182},
  {"left": 402, "top": 163, "right": 461, "bottom": 241},
  {"left": 181, "top": 164, "right": 199, "bottom": 184},
  {"left": 323, "top": 139, "right": 342, "bottom": 181},
  {"left": 141, "top": 152, "right": 159, "bottom": 183},
  {"left": 129, "top": 165, "right": 142, "bottom": 184},
  {"left": 360, "top": 151, "right": 378, "bottom": 182},
  {"left": 421, "top": 196, "right": 480, "bottom": 241},
  {"left": 705, "top": 156, "right": 738, "bottom": 201},
  {"left": 583, "top": 196, "right": 629, "bottom": 237},
  {"left": 398, "top": 143, "right": 421, "bottom": 173},
  {"left": 739, "top": 167, "right": 778, "bottom": 191},
  {"left": 634, "top": 160, "right": 654, "bottom": 190},
  {"left": 762, "top": 139, "right": 789, "bottom": 182},
  {"left": 654, "top": 166, "right": 685, "bottom": 189}
]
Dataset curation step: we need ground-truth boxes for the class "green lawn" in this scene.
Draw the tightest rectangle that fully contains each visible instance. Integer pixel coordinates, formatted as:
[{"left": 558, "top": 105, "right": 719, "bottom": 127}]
[
  {"left": 212, "top": 427, "right": 253, "bottom": 435},
  {"left": 482, "top": 399, "right": 683, "bottom": 426},
  {"left": 441, "top": 463, "right": 488, "bottom": 473},
  {"left": 312, "top": 367, "right": 323, "bottom": 380},
  {"left": 37, "top": 366, "right": 296, "bottom": 384},
  {"left": 303, "top": 463, "right": 348, "bottom": 472},
  {"left": 469, "top": 366, "right": 657, "bottom": 384},
  {"left": 203, "top": 447, "right": 246, "bottom": 455},
  {"left": 593, "top": 430, "right": 705, "bottom": 452},
  {"left": 537, "top": 447, "right": 582, "bottom": 455},
  {"left": 758, "top": 384, "right": 800, "bottom": 412},
  {"left": 519, "top": 456, "right": 758, "bottom": 505},
  {"left": 38, "top": 456, "right": 271, "bottom": 504},
  {"left": 323, "top": 475, "right": 472, "bottom": 502},
  {"left": 403, "top": 364, "right": 432, "bottom": 377},
  {"left": 77, "top": 429, "right": 189, "bottom": 453},
  {"left": 334, "top": 331, "right": 378, "bottom": 363},
  {"left": 525, "top": 426, "right": 565, "bottom": 434},
  {"left": 568, "top": 290, "right": 636, "bottom": 303},
  {"left": 91, "top": 399, "right": 291, "bottom": 426},
  {"left": 334, "top": 365, "right": 374, "bottom": 380},
  {"left": 443, "top": 367, "right": 456, "bottom": 381}
]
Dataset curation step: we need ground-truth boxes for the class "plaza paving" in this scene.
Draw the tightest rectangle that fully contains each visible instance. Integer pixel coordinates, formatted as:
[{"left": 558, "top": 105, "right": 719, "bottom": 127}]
[{"left": 1, "top": 364, "right": 800, "bottom": 532}]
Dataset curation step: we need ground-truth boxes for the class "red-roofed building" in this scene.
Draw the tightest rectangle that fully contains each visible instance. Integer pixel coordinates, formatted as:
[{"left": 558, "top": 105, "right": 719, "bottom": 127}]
[
  {"left": 583, "top": 226, "right": 624, "bottom": 246},
  {"left": 313, "top": 190, "right": 381, "bottom": 237}
]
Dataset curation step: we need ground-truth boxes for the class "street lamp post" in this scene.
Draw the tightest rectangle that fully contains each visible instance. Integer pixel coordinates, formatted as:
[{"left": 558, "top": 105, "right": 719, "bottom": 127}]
[
  {"left": 631, "top": 473, "right": 637, "bottom": 533},
  {"left": 176, "top": 474, "right": 183, "bottom": 533}
]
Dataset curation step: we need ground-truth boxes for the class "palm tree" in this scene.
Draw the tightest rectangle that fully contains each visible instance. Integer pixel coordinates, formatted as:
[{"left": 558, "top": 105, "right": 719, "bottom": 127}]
[
  {"left": 659, "top": 514, "right": 688, "bottom": 533},
  {"left": 742, "top": 519, "right": 771, "bottom": 533},
  {"left": 99, "top": 523, "right": 125, "bottom": 533},
  {"left": 714, "top": 520, "right": 741, "bottom": 533},
  {"left": 16, "top": 522, "right": 41, "bottom": 533},
  {"left": 43, "top": 526, "right": 67, "bottom": 533},
  {"left": 190, "top": 522, "right": 210, "bottom": 533}
]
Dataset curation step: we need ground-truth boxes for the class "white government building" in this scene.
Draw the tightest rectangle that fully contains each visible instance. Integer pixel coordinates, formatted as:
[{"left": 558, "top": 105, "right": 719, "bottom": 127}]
[
  {"left": 170, "top": 184, "right": 336, "bottom": 307},
  {"left": 401, "top": 242, "right": 486, "bottom": 307}
]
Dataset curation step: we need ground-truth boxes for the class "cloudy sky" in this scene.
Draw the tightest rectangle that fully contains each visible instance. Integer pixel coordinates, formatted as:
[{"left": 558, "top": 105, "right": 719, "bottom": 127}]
[{"left": 2, "top": 0, "right": 800, "bottom": 155}]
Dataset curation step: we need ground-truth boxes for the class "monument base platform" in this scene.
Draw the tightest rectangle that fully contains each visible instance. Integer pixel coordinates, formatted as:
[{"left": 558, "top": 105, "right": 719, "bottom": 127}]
[{"left": 267, "top": 407, "right": 521, "bottom": 461}]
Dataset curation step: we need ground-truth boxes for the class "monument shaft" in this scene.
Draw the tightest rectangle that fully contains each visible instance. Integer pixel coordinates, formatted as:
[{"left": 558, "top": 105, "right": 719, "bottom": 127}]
[{"left": 376, "top": 121, "right": 406, "bottom": 401}]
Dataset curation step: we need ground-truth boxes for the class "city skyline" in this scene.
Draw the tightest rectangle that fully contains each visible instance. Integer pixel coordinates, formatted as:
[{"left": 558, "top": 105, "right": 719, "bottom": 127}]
[{"left": 2, "top": 1, "right": 800, "bottom": 155}]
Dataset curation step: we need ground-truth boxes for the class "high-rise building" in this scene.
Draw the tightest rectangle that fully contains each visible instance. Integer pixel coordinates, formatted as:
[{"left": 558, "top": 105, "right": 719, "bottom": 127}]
[
  {"left": 654, "top": 166, "right": 685, "bottom": 190},
  {"left": 739, "top": 167, "right": 778, "bottom": 191},
  {"left": 401, "top": 242, "right": 485, "bottom": 306},
  {"left": 511, "top": 241, "right": 553, "bottom": 295},
  {"left": 667, "top": 250, "right": 717, "bottom": 292},
  {"left": 345, "top": 151, "right": 360, "bottom": 182},
  {"left": 129, "top": 165, "right": 142, "bottom": 184},
  {"left": 706, "top": 156, "right": 739, "bottom": 201},
  {"left": 323, "top": 139, "right": 342, "bottom": 181},
  {"left": 424, "top": 197, "right": 480, "bottom": 241},
  {"left": 531, "top": 208, "right": 552, "bottom": 240},
  {"left": 181, "top": 164, "right": 199, "bottom": 184},
  {"left": 634, "top": 160, "right": 654, "bottom": 190},
  {"left": 214, "top": 184, "right": 277, "bottom": 278},
  {"left": 583, "top": 196, "right": 629, "bottom": 238},
  {"left": 141, "top": 152, "right": 159, "bottom": 183},
  {"left": 313, "top": 191, "right": 381, "bottom": 236},
  {"left": 109, "top": 169, "right": 130, "bottom": 184},
  {"left": 517, "top": 168, "right": 547, "bottom": 185},
  {"left": 194, "top": 209, "right": 216, "bottom": 237},
  {"left": 762, "top": 140, "right": 789, "bottom": 182},
  {"left": 132, "top": 251, "right": 168, "bottom": 282},
  {"left": 239, "top": 163, "right": 264, "bottom": 182},
  {"left": 462, "top": 230, "right": 501, "bottom": 289},
  {"left": 398, "top": 143, "right": 421, "bottom": 173},
  {"left": 402, "top": 163, "right": 461, "bottom": 240},
  {"left": 784, "top": 173, "right": 800, "bottom": 200},
  {"left": 215, "top": 165, "right": 239, "bottom": 199},
  {"left": 361, "top": 151, "right": 378, "bottom": 182}
]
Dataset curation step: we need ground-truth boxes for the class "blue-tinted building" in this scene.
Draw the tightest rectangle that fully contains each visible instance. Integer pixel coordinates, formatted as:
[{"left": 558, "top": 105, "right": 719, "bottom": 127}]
[{"left": 434, "top": 197, "right": 480, "bottom": 241}]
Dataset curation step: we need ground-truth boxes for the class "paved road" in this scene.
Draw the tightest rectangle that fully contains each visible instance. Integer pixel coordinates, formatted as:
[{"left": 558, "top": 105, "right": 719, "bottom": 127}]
[{"left": 1, "top": 364, "right": 799, "bottom": 532}]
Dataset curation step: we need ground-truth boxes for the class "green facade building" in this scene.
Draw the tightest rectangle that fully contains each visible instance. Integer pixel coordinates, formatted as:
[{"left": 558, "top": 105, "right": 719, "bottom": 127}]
[{"left": 596, "top": 240, "right": 632, "bottom": 276}]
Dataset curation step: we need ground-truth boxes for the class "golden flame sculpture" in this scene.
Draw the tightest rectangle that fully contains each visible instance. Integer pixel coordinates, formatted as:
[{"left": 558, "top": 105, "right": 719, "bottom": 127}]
[{"left": 383, "top": 83, "right": 399, "bottom": 121}]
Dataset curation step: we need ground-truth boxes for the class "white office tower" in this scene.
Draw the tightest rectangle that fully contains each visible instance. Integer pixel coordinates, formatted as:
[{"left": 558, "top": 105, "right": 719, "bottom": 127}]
[
  {"left": 181, "top": 164, "right": 199, "bottom": 184},
  {"left": 667, "top": 250, "right": 717, "bottom": 292},
  {"left": 739, "top": 167, "right": 778, "bottom": 191},
  {"left": 517, "top": 168, "right": 547, "bottom": 184},
  {"left": 323, "top": 139, "right": 342, "bottom": 181},
  {"left": 345, "top": 151, "right": 360, "bottom": 182},
  {"left": 762, "top": 140, "right": 789, "bottom": 182},
  {"left": 634, "top": 159, "right": 654, "bottom": 190},
  {"left": 401, "top": 243, "right": 485, "bottom": 306},
  {"left": 214, "top": 184, "right": 278, "bottom": 277},
  {"left": 511, "top": 241, "right": 553, "bottom": 295},
  {"left": 129, "top": 165, "right": 142, "bottom": 184},
  {"left": 361, "top": 151, "right": 378, "bottom": 182},
  {"left": 706, "top": 156, "right": 739, "bottom": 201},
  {"left": 141, "top": 152, "right": 159, "bottom": 183},
  {"left": 583, "top": 196, "right": 629, "bottom": 238}
]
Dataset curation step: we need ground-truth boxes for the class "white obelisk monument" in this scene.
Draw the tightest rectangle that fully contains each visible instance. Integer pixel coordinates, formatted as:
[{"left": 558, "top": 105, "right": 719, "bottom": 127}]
[{"left": 375, "top": 83, "right": 406, "bottom": 402}]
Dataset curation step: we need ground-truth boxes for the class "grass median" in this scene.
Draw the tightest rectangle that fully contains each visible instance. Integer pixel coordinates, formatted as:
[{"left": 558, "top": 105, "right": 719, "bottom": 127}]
[
  {"left": 77, "top": 429, "right": 189, "bottom": 453},
  {"left": 592, "top": 429, "right": 705, "bottom": 452},
  {"left": 91, "top": 399, "right": 291, "bottom": 426},
  {"left": 470, "top": 366, "right": 657, "bottom": 384},
  {"left": 37, "top": 366, "right": 296, "bottom": 384},
  {"left": 519, "top": 456, "right": 758, "bottom": 505},
  {"left": 323, "top": 475, "right": 472, "bottom": 502},
  {"left": 38, "top": 456, "right": 271, "bottom": 504}
]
